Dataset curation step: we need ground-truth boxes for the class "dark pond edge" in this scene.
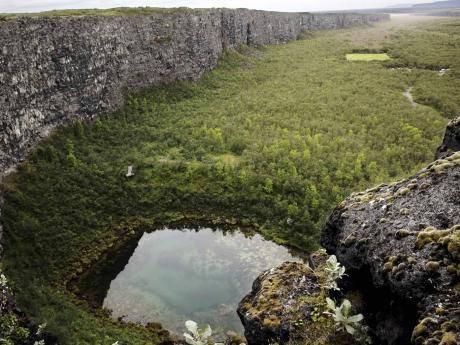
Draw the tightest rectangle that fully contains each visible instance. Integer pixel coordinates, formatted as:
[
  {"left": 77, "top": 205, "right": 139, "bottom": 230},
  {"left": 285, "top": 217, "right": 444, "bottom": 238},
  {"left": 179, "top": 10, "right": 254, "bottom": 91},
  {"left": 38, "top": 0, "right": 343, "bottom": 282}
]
[
  {"left": 64, "top": 212, "right": 311, "bottom": 340},
  {"left": 68, "top": 217, "right": 259, "bottom": 306}
]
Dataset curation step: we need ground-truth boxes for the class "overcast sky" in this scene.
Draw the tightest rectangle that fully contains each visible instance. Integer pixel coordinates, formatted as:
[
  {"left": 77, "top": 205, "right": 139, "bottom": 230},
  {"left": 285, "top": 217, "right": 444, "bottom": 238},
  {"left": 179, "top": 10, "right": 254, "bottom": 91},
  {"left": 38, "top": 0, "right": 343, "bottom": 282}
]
[{"left": 0, "top": 0, "right": 436, "bottom": 13}]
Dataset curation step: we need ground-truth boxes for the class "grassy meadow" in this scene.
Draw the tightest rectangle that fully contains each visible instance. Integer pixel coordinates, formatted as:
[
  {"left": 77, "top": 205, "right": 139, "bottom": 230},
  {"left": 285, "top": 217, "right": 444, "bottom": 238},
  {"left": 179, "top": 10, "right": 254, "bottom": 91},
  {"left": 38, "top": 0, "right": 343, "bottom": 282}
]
[
  {"left": 346, "top": 53, "right": 391, "bottom": 61},
  {"left": 1, "top": 15, "right": 460, "bottom": 344},
  {"left": 0, "top": 7, "right": 193, "bottom": 19}
]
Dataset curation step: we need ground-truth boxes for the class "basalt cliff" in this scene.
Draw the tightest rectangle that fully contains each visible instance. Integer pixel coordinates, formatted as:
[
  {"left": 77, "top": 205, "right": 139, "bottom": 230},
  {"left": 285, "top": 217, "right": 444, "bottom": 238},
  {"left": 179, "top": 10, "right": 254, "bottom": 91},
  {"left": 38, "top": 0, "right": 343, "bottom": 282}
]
[{"left": 0, "top": 9, "right": 388, "bottom": 177}]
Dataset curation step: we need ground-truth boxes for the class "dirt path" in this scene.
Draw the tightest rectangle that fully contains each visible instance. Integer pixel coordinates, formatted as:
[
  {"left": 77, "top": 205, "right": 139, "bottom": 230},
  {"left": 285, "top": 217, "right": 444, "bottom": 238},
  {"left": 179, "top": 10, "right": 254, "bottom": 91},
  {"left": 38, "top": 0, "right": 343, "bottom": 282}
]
[{"left": 403, "top": 87, "right": 418, "bottom": 107}]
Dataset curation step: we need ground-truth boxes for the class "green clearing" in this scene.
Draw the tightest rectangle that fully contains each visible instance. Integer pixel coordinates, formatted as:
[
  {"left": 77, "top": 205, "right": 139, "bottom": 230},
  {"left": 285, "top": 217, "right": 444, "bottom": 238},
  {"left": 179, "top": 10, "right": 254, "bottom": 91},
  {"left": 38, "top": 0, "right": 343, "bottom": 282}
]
[
  {"left": 1, "top": 17, "right": 460, "bottom": 345},
  {"left": 0, "top": 7, "right": 193, "bottom": 19},
  {"left": 346, "top": 53, "right": 392, "bottom": 61}
]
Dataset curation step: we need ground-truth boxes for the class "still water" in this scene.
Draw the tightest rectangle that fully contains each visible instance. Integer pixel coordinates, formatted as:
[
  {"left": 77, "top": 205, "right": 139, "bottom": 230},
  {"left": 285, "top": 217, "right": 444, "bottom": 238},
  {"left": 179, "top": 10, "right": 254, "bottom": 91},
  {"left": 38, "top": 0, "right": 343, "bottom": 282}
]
[{"left": 103, "top": 227, "right": 304, "bottom": 338}]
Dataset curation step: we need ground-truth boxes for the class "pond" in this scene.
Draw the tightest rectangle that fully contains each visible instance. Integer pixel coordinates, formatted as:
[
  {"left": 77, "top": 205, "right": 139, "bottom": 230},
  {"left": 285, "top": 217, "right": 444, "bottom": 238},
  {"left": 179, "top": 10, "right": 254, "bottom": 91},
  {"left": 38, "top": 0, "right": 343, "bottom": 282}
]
[{"left": 102, "top": 227, "right": 305, "bottom": 339}]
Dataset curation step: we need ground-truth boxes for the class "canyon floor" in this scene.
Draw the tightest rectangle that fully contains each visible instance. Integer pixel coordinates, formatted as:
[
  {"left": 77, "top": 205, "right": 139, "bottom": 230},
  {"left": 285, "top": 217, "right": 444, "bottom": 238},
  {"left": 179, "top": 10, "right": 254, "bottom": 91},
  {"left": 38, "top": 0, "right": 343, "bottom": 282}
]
[{"left": 1, "top": 13, "right": 459, "bottom": 345}]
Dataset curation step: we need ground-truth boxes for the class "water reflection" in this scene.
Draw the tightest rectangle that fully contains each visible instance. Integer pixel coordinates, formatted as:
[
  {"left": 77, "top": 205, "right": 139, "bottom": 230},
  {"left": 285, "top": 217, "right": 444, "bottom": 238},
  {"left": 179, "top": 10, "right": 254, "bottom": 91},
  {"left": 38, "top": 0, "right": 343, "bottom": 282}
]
[{"left": 103, "top": 227, "right": 304, "bottom": 338}]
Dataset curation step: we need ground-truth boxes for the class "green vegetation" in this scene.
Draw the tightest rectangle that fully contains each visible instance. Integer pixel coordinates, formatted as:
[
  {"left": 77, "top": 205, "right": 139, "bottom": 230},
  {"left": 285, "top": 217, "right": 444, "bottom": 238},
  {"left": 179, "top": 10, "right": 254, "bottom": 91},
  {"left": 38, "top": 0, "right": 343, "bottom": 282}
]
[
  {"left": 0, "top": 270, "right": 47, "bottom": 345},
  {"left": 183, "top": 320, "right": 225, "bottom": 345},
  {"left": 346, "top": 53, "right": 391, "bottom": 61},
  {"left": 0, "top": 7, "right": 194, "bottom": 20},
  {"left": 1, "top": 17, "right": 460, "bottom": 345},
  {"left": 384, "top": 19, "right": 460, "bottom": 117}
]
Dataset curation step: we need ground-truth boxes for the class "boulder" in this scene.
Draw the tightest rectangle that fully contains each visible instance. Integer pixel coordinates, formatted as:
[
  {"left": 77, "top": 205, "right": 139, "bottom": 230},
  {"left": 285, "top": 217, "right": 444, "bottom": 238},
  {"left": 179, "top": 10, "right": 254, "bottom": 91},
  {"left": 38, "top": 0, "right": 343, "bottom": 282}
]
[
  {"left": 237, "top": 253, "right": 356, "bottom": 345},
  {"left": 322, "top": 151, "right": 460, "bottom": 345},
  {"left": 436, "top": 117, "right": 460, "bottom": 159}
]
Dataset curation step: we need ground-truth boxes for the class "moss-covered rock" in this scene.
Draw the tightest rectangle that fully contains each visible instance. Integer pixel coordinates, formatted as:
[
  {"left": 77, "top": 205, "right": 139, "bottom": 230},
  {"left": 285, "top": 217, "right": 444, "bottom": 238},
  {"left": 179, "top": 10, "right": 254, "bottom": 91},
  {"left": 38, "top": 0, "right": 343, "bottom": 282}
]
[{"left": 237, "top": 251, "right": 356, "bottom": 345}]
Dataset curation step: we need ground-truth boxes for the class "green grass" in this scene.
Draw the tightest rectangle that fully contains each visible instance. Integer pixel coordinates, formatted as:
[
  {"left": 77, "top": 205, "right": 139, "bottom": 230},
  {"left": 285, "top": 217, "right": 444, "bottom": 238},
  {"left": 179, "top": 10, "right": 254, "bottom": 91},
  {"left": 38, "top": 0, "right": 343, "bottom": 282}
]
[
  {"left": 346, "top": 53, "right": 392, "bottom": 61},
  {"left": 0, "top": 7, "right": 195, "bottom": 20},
  {"left": 1, "top": 18, "right": 460, "bottom": 345}
]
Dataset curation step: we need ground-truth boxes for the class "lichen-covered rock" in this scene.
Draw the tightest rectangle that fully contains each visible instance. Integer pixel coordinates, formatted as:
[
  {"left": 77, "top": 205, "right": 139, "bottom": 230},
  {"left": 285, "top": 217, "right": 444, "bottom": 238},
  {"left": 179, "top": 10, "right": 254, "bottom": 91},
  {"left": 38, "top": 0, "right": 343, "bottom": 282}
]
[
  {"left": 237, "top": 253, "right": 356, "bottom": 345},
  {"left": 436, "top": 117, "right": 460, "bottom": 159},
  {"left": 322, "top": 151, "right": 460, "bottom": 345}
]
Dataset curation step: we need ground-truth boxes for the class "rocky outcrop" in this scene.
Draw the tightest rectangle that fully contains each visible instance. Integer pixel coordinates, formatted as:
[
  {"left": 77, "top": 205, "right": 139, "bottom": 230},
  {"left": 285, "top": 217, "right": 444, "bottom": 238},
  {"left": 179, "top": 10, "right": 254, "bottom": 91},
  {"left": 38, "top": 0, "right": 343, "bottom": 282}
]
[
  {"left": 238, "top": 262, "right": 319, "bottom": 345},
  {"left": 436, "top": 117, "right": 460, "bottom": 159},
  {"left": 237, "top": 253, "right": 358, "bottom": 345},
  {"left": 322, "top": 151, "right": 460, "bottom": 345},
  {"left": 0, "top": 10, "right": 388, "bottom": 178}
]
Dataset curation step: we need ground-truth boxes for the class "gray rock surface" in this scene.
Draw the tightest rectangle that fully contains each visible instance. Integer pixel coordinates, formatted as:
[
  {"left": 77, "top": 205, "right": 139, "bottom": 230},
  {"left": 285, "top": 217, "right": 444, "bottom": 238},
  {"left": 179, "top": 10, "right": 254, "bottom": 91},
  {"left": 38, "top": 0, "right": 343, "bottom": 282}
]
[
  {"left": 322, "top": 150, "right": 460, "bottom": 344},
  {"left": 436, "top": 117, "right": 460, "bottom": 159},
  {"left": 0, "top": 10, "right": 388, "bottom": 178}
]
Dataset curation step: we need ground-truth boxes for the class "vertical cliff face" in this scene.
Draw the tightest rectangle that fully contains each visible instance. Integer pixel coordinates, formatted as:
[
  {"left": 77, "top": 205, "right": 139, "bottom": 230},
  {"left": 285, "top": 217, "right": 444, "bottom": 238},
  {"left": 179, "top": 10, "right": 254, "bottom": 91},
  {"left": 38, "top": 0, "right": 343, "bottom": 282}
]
[{"left": 0, "top": 10, "right": 388, "bottom": 177}]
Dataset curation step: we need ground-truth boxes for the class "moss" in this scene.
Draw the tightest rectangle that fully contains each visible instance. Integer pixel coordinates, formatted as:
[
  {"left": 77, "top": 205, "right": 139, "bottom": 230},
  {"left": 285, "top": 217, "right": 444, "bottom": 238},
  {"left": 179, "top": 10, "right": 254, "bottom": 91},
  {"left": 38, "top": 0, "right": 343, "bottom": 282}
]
[
  {"left": 358, "top": 238, "right": 369, "bottom": 245},
  {"left": 395, "top": 187, "right": 411, "bottom": 197},
  {"left": 412, "top": 318, "right": 440, "bottom": 343},
  {"left": 262, "top": 316, "right": 281, "bottom": 328},
  {"left": 343, "top": 235, "right": 357, "bottom": 246},
  {"left": 441, "top": 321, "right": 457, "bottom": 332},
  {"left": 412, "top": 323, "right": 428, "bottom": 340},
  {"left": 241, "top": 262, "right": 312, "bottom": 319},
  {"left": 399, "top": 208, "right": 410, "bottom": 215},
  {"left": 396, "top": 229, "right": 413, "bottom": 238},
  {"left": 435, "top": 307, "right": 445, "bottom": 315},
  {"left": 407, "top": 256, "right": 417, "bottom": 264},
  {"left": 425, "top": 261, "right": 440, "bottom": 273},
  {"left": 440, "top": 332, "right": 458, "bottom": 345},
  {"left": 446, "top": 151, "right": 460, "bottom": 161},
  {"left": 443, "top": 226, "right": 460, "bottom": 260},
  {"left": 446, "top": 264, "right": 457, "bottom": 274},
  {"left": 407, "top": 183, "right": 418, "bottom": 190},
  {"left": 415, "top": 226, "right": 453, "bottom": 249},
  {"left": 419, "top": 182, "right": 431, "bottom": 190},
  {"left": 383, "top": 262, "right": 393, "bottom": 272},
  {"left": 384, "top": 255, "right": 399, "bottom": 272}
]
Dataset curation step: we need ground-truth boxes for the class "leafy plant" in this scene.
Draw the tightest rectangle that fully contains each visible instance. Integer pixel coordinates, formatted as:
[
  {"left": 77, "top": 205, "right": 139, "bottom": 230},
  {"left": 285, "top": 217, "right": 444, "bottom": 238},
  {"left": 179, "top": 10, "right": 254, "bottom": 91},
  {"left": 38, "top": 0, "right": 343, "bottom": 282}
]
[
  {"left": 183, "top": 321, "right": 246, "bottom": 345},
  {"left": 184, "top": 320, "right": 218, "bottom": 345},
  {"left": 323, "top": 255, "right": 346, "bottom": 290},
  {"left": 324, "top": 298, "right": 371, "bottom": 344},
  {"left": 325, "top": 298, "right": 363, "bottom": 334}
]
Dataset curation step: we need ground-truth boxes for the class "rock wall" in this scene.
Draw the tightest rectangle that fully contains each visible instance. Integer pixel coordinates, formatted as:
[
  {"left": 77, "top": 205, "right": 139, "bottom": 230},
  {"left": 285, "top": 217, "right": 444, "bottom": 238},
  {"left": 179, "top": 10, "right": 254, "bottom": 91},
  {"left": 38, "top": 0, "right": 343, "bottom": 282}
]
[{"left": 0, "top": 9, "right": 388, "bottom": 177}]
